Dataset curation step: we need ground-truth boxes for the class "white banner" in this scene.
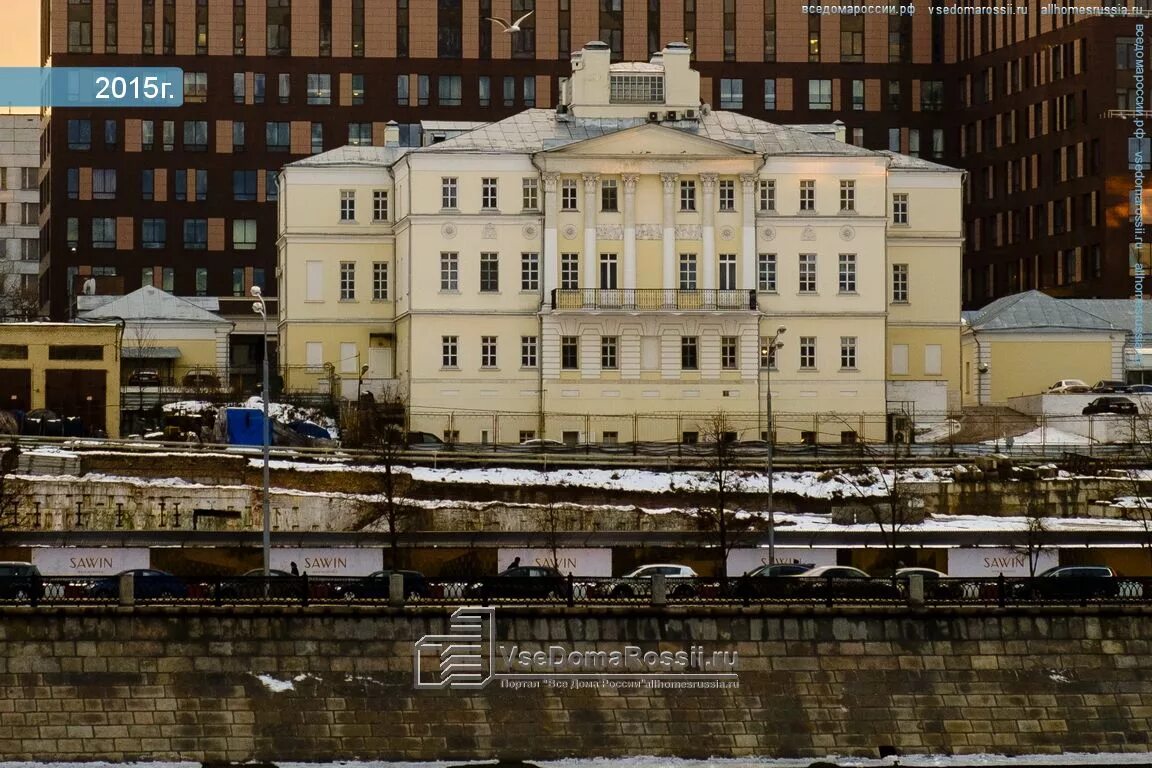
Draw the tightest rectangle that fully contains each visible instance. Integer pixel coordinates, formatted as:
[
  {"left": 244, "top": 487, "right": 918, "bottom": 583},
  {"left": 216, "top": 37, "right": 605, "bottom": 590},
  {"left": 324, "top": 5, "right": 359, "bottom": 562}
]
[
  {"left": 947, "top": 547, "right": 1059, "bottom": 577},
  {"left": 498, "top": 548, "right": 613, "bottom": 577},
  {"left": 32, "top": 548, "right": 150, "bottom": 576},
  {"left": 726, "top": 548, "right": 838, "bottom": 577},
  {"left": 271, "top": 548, "right": 383, "bottom": 577}
]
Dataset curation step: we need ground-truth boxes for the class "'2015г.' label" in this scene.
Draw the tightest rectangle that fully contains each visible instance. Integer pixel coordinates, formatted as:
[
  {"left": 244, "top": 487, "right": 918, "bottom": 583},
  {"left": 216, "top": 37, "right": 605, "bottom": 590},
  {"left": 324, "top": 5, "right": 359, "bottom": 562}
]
[{"left": 95, "top": 75, "right": 174, "bottom": 101}]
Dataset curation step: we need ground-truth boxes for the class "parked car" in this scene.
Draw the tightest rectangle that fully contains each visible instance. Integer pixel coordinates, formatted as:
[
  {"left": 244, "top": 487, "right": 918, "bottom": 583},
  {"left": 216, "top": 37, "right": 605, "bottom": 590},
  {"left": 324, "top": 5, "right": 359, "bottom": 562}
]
[
  {"left": 1047, "top": 379, "right": 1090, "bottom": 394},
  {"left": 88, "top": 569, "right": 188, "bottom": 600},
  {"left": 214, "top": 568, "right": 307, "bottom": 601},
  {"left": 789, "top": 565, "right": 901, "bottom": 599},
  {"left": 0, "top": 561, "right": 43, "bottom": 602},
  {"left": 520, "top": 438, "right": 567, "bottom": 449},
  {"left": 333, "top": 570, "right": 429, "bottom": 600},
  {"left": 468, "top": 565, "right": 572, "bottom": 601},
  {"left": 892, "top": 567, "right": 968, "bottom": 599},
  {"left": 734, "top": 562, "right": 814, "bottom": 599},
  {"left": 747, "top": 562, "right": 815, "bottom": 578},
  {"left": 1015, "top": 565, "right": 1118, "bottom": 601},
  {"left": 1090, "top": 380, "right": 1129, "bottom": 393},
  {"left": 127, "top": 369, "right": 162, "bottom": 387},
  {"left": 1127, "top": 384, "right": 1152, "bottom": 394},
  {"left": 1082, "top": 396, "right": 1138, "bottom": 416},
  {"left": 406, "top": 431, "right": 445, "bottom": 447},
  {"left": 607, "top": 564, "right": 699, "bottom": 599},
  {"left": 182, "top": 369, "right": 222, "bottom": 390}
]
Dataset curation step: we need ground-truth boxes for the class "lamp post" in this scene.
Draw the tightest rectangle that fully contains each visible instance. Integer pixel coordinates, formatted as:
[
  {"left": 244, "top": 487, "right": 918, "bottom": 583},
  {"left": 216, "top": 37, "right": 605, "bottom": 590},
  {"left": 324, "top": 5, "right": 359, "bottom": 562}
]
[
  {"left": 761, "top": 326, "right": 786, "bottom": 567},
  {"left": 251, "top": 286, "right": 271, "bottom": 576}
]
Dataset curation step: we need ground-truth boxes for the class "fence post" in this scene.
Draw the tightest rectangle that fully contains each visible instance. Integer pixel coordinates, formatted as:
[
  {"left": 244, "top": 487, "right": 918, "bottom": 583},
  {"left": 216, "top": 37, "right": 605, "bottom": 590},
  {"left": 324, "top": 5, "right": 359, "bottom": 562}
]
[
  {"left": 651, "top": 574, "right": 667, "bottom": 606},
  {"left": 907, "top": 573, "right": 924, "bottom": 607},
  {"left": 389, "top": 572, "right": 405, "bottom": 606},
  {"left": 567, "top": 573, "right": 575, "bottom": 607},
  {"left": 997, "top": 573, "right": 1006, "bottom": 608},
  {"left": 301, "top": 574, "right": 310, "bottom": 606},
  {"left": 119, "top": 572, "right": 135, "bottom": 607}
]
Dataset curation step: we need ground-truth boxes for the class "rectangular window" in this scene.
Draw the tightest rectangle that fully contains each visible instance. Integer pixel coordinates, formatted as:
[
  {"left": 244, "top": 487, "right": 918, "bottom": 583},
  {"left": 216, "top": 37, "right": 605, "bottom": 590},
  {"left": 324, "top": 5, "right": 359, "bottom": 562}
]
[
  {"left": 174, "top": 169, "right": 187, "bottom": 201},
  {"left": 233, "top": 0, "right": 245, "bottom": 54},
  {"left": 718, "top": 180, "right": 735, "bottom": 211},
  {"left": 267, "top": 0, "right": 291, "bottom": 55},
  {"left": 194, "top": 169, "right": 207, "bottom": 201},
  {"left": 253, "top": 74, "right": 265, "bottom": 103},
  {"left": 92, "top": 169, "right": 116, "bottom": 199},
  {"left": 440, "top": 252, "right": 458, "bottom": 291},
  {"left": 481, "top": 177, "right": 498, "bottom": 209},
  {"left": 67, "top": 218, "right": 79, "bottom": 247},
  {"left": 352, "top": 0, "right": 364, "bottom": 55},
  {"left": 721, "top": 336, "right": 738, "bottom": 370},
  {"left": 561, "top": 179, "right": 578, "bottom": 211},
  {"left": 347, "top": 123, "right": 371, "bottom": 146},
  {"left": 142, "top": 0, "right": 155, "bottom": 52},
  {"left": 319, "top": 0, "right": 331, "bottom": 54},
  {"left": 892, "top": 263, "right": 909, "bottom": 302},
  {"left": 266, "top": 122, "right": 289, "bottom": 151},
  {"left": 800, "top": 180, "right": 815, "bottom": 212},
  {"left": 599, "top": 253, "right": 618, "bottom": 289},
  {"left": 522, "top": 177, "right": 539, "bottom": 210},
  {"left": 232, "top": 268, "right": 245, "bottom": 296},
  {"left": 480, "top": 252, "right": 499, "bottom": 292},
  {"left": 442, "top": 177, "right": 458, "bottom": 209},
  {"left": 718, "top": 254, "right": 736, "bottom": 290},
  {"left": 680, "top": 180, "right": 696, "bottom": 211},
  {"left": 601, "top": 336, "right": 618, "bottom": 370},
  {"left": 887, "top": 80, "right": 901, "bottom": 110},
  {"left": 851, "top": 79, "right": 865, "bottom": 110},
  {"left": 679, "top": 253, "right": 697, "bottom": 290},
  {"left": 396, "top": 75, "right": 409, "bottom": 106},
  {"left": 233, "top": 219, "right": 257, "bottom": 250},
  {"left": 141, "top": 169, "right": 154, "bottom": 200},
  {"left": 183, "top": 219, "right": 207, "bottom": 249},
  {"left": 481, "top": 336, "right": 497, "bottom": 368},
  {"left": 839, "top": 180, "right": 855, "bottom": 212},
  {"left": 521, "top": 252, "right": 539, "bottom": 291},
  {"left": 758, "top": 253, "right": 777, "bottom": 292},
  {"left": 352, "top": 74, "right": 365, "bottom": 104},
  {"left": 719, "top": 78, "right": 743, "bottom": 109},
  {"left": 841, "top": 13, "right": 863, "bottom": 62},
  {"left": 311, "top": 122, "right": 323, "bottom": 153},
  {"left": 266, "top": 171, "right": 279, "bottom": 200},
  {"left": 521, "top": 336, "right": 538, "bottom": 368},
  {"left": 438, "top": 75, "right": 462, "bottom": 106},
  {"left": 840, "top": 337, "right": 857, "bottom": 369},
  {"left": 68, "top": 0, "right": 94, "bottom": 52},
  {"left": 49, "top": 345, "right": 103, "bottom": 361},
  {"left": 680, "top": 337, "right": 699, "bottom": 370},
  {"left": 601, "top": 179, "right": 618, "bottom": 212},
  {"left": 892, "top": 192, "right": 909, "bottom": 224},
  {"left": 800, "top": 337, "right": 816, "bottom": 369},
  {"left": 419, "top": 75, "right": 430, "bottom": 106},
  {"left": 808, "top": 10, "right": 820, "bottom": 60},
  {"left": 183, "top": 72, "right": 207, "bottom": 103},
  {"left": 838, "top": 254, "right": 857, "bottom": 293},
  {"left": 808, "top": 79, "right": 832, "bottom": 109},
  {"left": 91, "top": 217, "right": 116, "bottom": 248},
  {"left": 523, "top": 76, "right": 535, "bottom": 107},
  {"left": 922, "top": 80, "right": 944, "bottom": 111},
  {"left": 163, "top": 120, "right": 177, "bottom": 150},
  {"left": 306, "top": 74, "right": 332, "bottom": 104},
  {"left": 142, "top": 218, "right": 166, "bottom": 249},
  {"left": 372, "top": 262, "right": 388, "bottom": 299},
  {"left": 233, "top": 170, "right": 257, "bottom": 201},
  {"left": 442, "top": 336, "right": 458, "bottom": 367},
  {"left": 759, "top": 180, "right": 775, "bottom": 212},
  {"left": 799, "top": 253, "right": 817, "bottom": 293},
  {"left": 763, "top": 78, "right": 776, "bottom": 110},
  {"left": 183, "top": 120, "right": 208, "bottom": 151},
  {"left": 278, "top": 73, "right": 290, "bottom": 103},
  {"left": 759, "top": 337, "right": 778, "bottom": 368},
  {"left": 340, "top": 190, "right": 355, "bottom": 221},
  {"left": 561, "top": 336, "right": 579, "bottom": 369},
  {"left": 141, "top": 120, "right": 154, "bottom": 150},
  {"left": 339, "top": 261, "right": 355, "bottom": 300},
  {"left": 503, "top": 76, "right": 515, "bottom": 106},
  {"left": 195, "top": 0, "right": 208, "bottom": 52},
  {"left": 372, "top": 190, "right": 388, "bottom": 221},
  {"left": 561, "top": 253, "right": 579, "bottom": 290},
  {"left": 233, "top": 121, "right": 246, "bottom": 151}
]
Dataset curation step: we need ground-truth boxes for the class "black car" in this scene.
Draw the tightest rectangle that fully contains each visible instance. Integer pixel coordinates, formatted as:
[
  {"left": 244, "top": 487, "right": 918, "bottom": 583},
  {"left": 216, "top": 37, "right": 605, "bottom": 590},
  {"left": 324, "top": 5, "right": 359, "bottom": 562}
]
[
  {"left": 734, "top": 563, "right": 815, "bottom": 599},
  {"left": 333, "top": 570, "right": 428, "bottom": 601},
  {"left": 127, "top": 369, "right": 162, "bottom": 386},
  {"left": 1090, "top": 380, "right": 1129, "bottom": 393},
  {"left": 0, "top": 562, "right": 43, "bottom": 602},
  {"left": 1015, "top": 565, "right": 1119, "bottom": 601},
  {"left": 1082, "top": 396, "right": 1138, "bottom": 415},
  {"left": 214, "top": 569, "right": 308, "bottom": 601},
  {"left": 407, "top": 431, "right": 445, "bottom": 447},
  {"left": 469, "top": 566, "right": 572, "bottom": 601},
  {"left": 88, "top": 569, "right": 188, "bottom": 600}
]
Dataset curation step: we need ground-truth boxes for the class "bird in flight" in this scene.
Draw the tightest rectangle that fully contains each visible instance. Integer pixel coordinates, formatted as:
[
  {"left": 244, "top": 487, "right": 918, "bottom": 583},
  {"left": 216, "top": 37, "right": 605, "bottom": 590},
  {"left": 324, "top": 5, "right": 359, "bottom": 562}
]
[{"left": 486, "top": 10, "right": 534, "bottom": 32}]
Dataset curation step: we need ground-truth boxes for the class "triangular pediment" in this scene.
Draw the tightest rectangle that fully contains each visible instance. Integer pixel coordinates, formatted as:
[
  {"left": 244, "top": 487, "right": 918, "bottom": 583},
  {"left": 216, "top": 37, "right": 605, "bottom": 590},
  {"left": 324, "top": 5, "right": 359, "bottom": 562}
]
[{"left": 540, "top": 122, "right": 756, "bottom": 158}]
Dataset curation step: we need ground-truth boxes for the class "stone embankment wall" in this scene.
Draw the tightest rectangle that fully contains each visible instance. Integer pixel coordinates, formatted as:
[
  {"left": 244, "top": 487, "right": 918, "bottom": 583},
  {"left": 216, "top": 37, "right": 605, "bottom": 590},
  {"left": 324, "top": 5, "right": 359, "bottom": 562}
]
[{"left": 0, "top": 606, "right": 1150, "bottom": 761}]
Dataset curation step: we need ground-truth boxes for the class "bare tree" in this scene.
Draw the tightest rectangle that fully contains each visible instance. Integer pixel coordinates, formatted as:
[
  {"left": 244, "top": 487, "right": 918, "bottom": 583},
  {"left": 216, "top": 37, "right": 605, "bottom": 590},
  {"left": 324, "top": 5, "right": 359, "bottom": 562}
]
[
  {"left": 0, "top": 263, "right": 41, "bottom": 321},
  {"left": 1009, "top": 477, "right": 1050, "bottom": 578},
  {"left": 835, "top": 450, "right": 922, "bottom": 573},
  {"left": 0, "top": 438, "right": 27, "bottom": 528},
  {"left": 541, "top": 499, "right": 565, "bottom": 571},
  {"left": 690, "top": 411, "right": 758, "bottom": 584},
  {"left": 368, "top": 385, "right": 415, "bottom": 568}
]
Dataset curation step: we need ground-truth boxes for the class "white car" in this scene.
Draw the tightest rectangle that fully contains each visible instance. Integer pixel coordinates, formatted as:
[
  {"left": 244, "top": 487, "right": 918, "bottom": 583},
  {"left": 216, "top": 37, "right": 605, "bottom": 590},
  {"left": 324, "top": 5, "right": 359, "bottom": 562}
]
[
  {"left": 1047, "top": 379, "right": 1090, "bottom": 394},
  {"left": 608, "top": 564, "right": 699, "bottom": 599},
  {"left": 791, "top": 565, "right": 872, "bottom": 580},
  {"left": 520, "top": 438, "right": 567, "bottom": 448}
]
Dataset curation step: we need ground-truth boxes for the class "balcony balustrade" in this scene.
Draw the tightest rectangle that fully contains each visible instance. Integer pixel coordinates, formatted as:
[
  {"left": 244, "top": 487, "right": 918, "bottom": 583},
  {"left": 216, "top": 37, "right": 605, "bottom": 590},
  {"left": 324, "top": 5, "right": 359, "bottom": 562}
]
[{"left": 549, "top": 288, "right": 757, "bottom": 311}]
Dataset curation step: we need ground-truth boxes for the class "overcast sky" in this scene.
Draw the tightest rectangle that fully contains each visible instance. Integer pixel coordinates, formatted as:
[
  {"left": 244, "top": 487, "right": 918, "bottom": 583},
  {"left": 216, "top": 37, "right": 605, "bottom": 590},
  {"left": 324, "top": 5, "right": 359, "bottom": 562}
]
[{"left": 0, "top": 0, "right": 38, "bottom": 67}]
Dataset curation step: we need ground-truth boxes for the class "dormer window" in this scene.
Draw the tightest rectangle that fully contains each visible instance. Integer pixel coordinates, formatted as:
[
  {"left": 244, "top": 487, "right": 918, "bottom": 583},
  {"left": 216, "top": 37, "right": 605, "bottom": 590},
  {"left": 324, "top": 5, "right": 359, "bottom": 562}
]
[{"left": 609, "top": 74, "right": 664, "bottom": 104}]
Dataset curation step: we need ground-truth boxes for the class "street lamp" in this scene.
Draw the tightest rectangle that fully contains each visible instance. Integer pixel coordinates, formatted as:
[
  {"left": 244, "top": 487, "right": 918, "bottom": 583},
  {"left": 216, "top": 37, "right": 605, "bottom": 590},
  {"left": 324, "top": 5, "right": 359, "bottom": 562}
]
[
  {"left": 251, "top": 285, "right": 271, "bottom": 576},
  {"left": 761, "top": 326, "right": 786, "bottom": 567}
]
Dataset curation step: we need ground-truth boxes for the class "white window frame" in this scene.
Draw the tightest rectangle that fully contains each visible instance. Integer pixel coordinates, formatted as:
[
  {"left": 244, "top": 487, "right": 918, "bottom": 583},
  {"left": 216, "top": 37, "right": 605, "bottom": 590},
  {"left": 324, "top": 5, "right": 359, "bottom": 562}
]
[
  {"left": 480, "top": 252, "right": 499, "bottom": 292},
  {"left": 522, "top": 177, "right": 539, "bottom": 210},
  {"left": 440, "top": 252, "right": 459, "bottom": 291},
  {"left": 721, "top": 336, "right": 738, "bottom": 370},
  {"left": 340, "top": 190, "right": 355, "bottom": 221},
  {"left": 799, "top": 336, "right": 817, "bottom": 369},
  {"left": 718, "top": 254, "right": 737, "bottom": 290},
  {"left": 560, "top": 253, "right": 579, "bottom": 289},
  {"left": 521, "top": 252, "right": 540, "bottom": 291},
  {"left": 441, "top": 177, "right": 458, "bottom": 209},
  {"left": 561, "top": 179, "right": 578, "bottom": 210},
  {"left": 481, "top": 177, "right": 498, "bottom": 210},
  {"left": 372, "top": 190, "right": 388, "bottom": 221},
  {"left": 759, "top": 179, "right": 776, "bottom": 212},
  {"left": 758, "top": 253, "right": 777, "bottom": 292},
  {"left": 481, "top": 336, "right": 497, "bottom": 368},
  {"left": 718, "top": 179, "right": 735, "bottom": 211},
  {"left": 893, "top": 192, "right": 909, "bottom": 224},
  {"left": 339, "top": 261, "right": 356, "bottom": 300},
  {"left": 372, "top": 262, "right": 388, "bottom": 300},
  {"left": 442, "top": 336, "right": 458, "bottom": 368},
  {"left": 892, "top": 263, "right": 909, "bottom": 302},
  {"left": 521, "top": 335, "right": 538, "bottom": 368},
  {"left": 840, "top": 336, "right": 858, "bottom": 369},
  {"left": 799, "top": 253, "right": 817, "bottom": 293},
  {"left": 800, "top": 180, "right": 816, "bottom": 212},
  {"left": 840, "top": 180, "right": 856, "bottom": 212},
  {"left": 838, "top": 254, "right": 857, "bottom": 293},
  {"left": 601, "top": 336, "right": 618, "bottom": 370}
]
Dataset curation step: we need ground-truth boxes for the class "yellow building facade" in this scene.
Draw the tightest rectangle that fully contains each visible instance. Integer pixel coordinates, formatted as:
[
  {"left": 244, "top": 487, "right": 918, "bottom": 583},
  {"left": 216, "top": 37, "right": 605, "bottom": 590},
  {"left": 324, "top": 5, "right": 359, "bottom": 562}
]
[{"left": 279, "top": 43, "right": 964, "bottom": 444}]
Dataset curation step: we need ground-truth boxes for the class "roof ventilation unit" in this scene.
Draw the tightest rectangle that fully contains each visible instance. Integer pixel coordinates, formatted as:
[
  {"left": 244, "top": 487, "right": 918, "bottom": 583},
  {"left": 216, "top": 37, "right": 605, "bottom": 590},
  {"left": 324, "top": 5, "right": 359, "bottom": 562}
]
[
  {"left": 666, "top": 110, "right": 677, "bottom": 121},
  {"left": 647, "top": 111, "right": 660, "bottom": 122}
]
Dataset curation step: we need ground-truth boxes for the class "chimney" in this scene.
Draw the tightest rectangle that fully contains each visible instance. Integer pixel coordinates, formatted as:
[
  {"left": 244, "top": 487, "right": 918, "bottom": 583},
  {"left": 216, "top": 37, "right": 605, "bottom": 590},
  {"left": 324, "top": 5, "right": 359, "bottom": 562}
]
[
  {"left": 384, "top": 120, "right": 400, "bottom": 147},
  {"left": 568, "top": 41, "right": 612, "bottom": 113},
  {"left": 832, "top": 119, "right": 846, "bottom": 143}
]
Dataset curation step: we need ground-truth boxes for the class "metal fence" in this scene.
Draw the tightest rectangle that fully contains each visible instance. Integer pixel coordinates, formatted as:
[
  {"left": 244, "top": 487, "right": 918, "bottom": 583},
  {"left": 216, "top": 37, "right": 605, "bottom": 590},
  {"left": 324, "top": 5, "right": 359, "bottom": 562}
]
[{"left": 5, "top": 574, "right": 1146, "bottom": 609}]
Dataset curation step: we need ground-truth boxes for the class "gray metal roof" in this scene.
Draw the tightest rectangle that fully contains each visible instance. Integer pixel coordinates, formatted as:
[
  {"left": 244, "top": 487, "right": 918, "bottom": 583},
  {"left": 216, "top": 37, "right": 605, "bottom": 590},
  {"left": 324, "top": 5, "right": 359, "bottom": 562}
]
[
  {"left": 879, "top": 150, "right": 960, "bottom": 172},
  {"left": 966, "top": 291, "right": 1118, "bottom": 332},
  {"left": 287, "top": 144, "right": 411, "bottom": 168},
  {"left": 1065, "top": 298, "right": 1152, "bottom": 337},
  {"left": 419, "top": 108, "right": 883, "bottom": 157},
  {"left": 78, "top": 285, "right": 230, "bottom": 324}
]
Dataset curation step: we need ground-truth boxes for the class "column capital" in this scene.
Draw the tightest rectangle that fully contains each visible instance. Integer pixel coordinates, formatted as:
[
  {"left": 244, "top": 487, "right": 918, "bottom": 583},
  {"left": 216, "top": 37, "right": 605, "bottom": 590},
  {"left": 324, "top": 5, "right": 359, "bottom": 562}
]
[
  {"left": 622, "top": 173, "right": 639, "bottom": 192},
  {"left": 542, "top": 172, "right": 560, "bottom": 192},
  {"left": 660, "top": 173, "right": 679, "bottom": 192},
  {"left": 740, "top": 173, "right": 759, "bottom": 189},
  {"left": 582, "top": 172, "right": 600, "bottom": 193},
  {"left": 700, "top": 173, "right": 718, "bottom": 191}
]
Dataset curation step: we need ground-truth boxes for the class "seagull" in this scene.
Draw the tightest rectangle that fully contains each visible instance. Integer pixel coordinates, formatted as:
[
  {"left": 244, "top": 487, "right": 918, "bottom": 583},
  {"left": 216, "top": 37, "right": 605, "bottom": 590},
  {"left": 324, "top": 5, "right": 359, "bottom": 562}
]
[{"left": 486, "top": 10, "right": 534, "bottom": 32}]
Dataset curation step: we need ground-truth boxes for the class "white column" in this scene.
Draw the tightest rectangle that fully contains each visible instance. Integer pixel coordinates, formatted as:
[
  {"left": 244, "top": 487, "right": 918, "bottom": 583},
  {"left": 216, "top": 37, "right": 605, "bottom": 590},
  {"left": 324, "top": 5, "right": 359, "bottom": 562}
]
[
  {"left": 543, "top": 173, "right": 559, "bottom": 302},
  {"left": 582, "top": 173, "right": 599, "bottom": 292},
  {"left": 622, "top": 173, "right": 638, "bottom": 290},
  {"left": 741, "top": 174, "right": 758, "bottom": 291},
  {"left": 661, "top": 173, "right": 678, "bottom": 290},
  {"left": 700, "top": 173, "right": 717, "bottom": 292}
]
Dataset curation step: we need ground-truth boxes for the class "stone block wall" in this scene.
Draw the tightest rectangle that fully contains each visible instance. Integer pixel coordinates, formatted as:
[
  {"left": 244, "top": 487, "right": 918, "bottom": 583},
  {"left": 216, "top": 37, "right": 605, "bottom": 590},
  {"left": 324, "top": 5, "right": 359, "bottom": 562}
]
[{"left": 0, "top": 606, "right": 1150, "bottom": 761}]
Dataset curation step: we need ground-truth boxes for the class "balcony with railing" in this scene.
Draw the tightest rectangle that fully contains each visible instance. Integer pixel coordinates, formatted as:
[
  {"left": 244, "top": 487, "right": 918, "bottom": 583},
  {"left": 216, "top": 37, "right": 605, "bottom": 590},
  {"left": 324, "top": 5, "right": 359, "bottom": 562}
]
[{"left": 550, "top": 289, "right": 757, "bottom": 311}]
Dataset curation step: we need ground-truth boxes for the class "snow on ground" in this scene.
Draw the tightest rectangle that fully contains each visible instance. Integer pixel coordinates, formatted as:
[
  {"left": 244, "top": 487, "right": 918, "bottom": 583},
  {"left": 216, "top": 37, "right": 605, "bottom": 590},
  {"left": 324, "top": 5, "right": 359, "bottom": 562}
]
[
  {"left": 983, "top": 427, "right": 1093, "bottom": 445},
  {"left": 914, "top": 419, "right": 961, "bottom": 443},
  {"left": 161, "top": 398, "right": 340, "bottom": 439}
]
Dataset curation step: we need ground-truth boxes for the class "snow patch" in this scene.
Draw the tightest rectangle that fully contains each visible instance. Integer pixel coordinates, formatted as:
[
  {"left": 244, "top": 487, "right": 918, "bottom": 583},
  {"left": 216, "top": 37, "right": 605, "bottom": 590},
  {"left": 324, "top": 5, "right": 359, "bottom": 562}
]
[
  {"left": 251, "top": 673, "right": 295, "bottom": 692},
  {"left": 984, "top": 427, "right": 1093, "bottom": 445}
]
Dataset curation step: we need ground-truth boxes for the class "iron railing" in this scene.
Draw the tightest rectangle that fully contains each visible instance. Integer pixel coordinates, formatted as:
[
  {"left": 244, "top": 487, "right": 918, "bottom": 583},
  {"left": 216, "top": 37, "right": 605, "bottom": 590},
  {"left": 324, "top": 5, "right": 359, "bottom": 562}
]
[{"left": 550, "top": 288, "right": 757, "bottom": 311}]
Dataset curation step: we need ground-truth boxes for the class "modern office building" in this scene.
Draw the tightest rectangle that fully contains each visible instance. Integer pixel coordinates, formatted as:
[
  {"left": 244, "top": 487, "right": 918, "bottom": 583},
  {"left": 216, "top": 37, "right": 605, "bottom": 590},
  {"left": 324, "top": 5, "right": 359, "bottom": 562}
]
[
  {"left": 36, "top": 0, "right": 1152, "bottom": 335},
  {"left": 277, "top": 43, "right": 964, "bottom": 443},
  {"left": 0, "top": 114, "right": 42, "bottom": 319}
]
